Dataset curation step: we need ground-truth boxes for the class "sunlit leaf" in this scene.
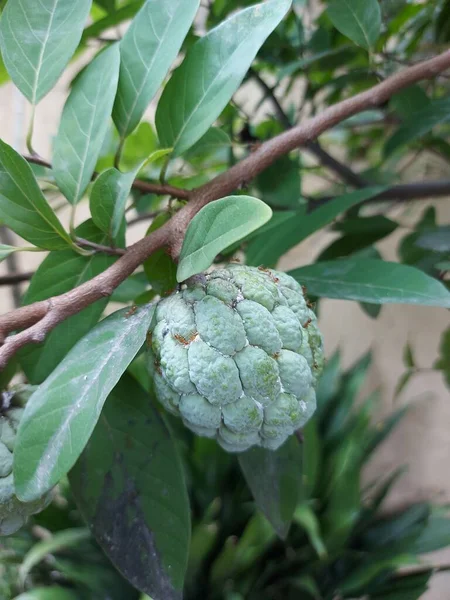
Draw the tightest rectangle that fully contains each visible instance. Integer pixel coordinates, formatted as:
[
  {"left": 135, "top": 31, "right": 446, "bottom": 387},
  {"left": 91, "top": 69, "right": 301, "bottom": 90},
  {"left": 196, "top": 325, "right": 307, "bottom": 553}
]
[
  {"left": 113, "top": 0, "right": 200, "bottom": 138},
  {"left": 0, "top": 0, "right": 91, "bottom": 103},
  {"left": 156, "top": 0, "right": 292, "bottom": 156},
  {"left": 14, "top": 304, "right": 155, "bottom": 502},
  {"left": 53, "top": 45, "right": 120, "bottom": 204},
  {"left": 177, "top": 196, "right": 272, "bottom": 281}
]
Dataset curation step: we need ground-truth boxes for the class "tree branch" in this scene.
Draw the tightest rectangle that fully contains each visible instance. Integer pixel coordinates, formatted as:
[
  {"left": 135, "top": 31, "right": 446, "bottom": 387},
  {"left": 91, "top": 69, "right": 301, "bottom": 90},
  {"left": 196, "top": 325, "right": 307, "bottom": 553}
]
[
  {"left": 1, "top": 49, "right": 450, "bottom": 369},
  {"left": 24, "top": 155, "right": 191, "bottom": 200},
  {"left": 0, "top": 272, "right": 34, "bottom": 286}
]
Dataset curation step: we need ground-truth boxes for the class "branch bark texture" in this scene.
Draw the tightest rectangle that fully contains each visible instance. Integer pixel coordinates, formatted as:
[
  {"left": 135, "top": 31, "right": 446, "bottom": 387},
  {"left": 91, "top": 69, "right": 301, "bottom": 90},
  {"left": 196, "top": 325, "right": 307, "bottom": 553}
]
[{"left": 1, "top": 50, "right": 450, "bottom": 369}]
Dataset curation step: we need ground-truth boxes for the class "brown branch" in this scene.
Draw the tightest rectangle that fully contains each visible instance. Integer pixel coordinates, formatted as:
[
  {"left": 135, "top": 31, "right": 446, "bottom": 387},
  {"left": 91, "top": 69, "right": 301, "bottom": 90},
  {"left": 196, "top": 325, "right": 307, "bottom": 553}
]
[
  {"left": 308, "top": 179, "right": 450, "bottom": 210},
  {"left": 1, "top": 49, "right": 450, "bottom": 369},
  {"left": 0, "top": 272, "right": 34, "bottom": 286},
  {"left": 24, "top": 155, "right": 191, "bottom": 200}
]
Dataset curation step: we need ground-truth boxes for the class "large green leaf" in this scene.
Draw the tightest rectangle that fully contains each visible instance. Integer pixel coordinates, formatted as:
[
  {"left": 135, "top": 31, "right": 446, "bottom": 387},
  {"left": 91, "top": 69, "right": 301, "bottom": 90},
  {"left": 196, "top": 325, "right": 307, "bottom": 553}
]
[
  {"left": 70, "top": 375, "right": 190, "bottom": 600},
  {"left": 19, "top": 221, "right": 115, "bottom": 384},
  {"left": 14, "top": 304, "right": 155, "bottom": 502},
  {"left": 246, "top": 187, "right": 385, "bottom": 267},
  {"left": 53, "top": 44, "right": 120, "bottom": 204},
  {"left": 156, "top": 0, "right": 292, "bottom": 156},
  {"left": 113, "top": 0, "right": 199, "bottom": 138},
  {"left": 0, "top": 0, "right": 91, "bottom": 104},
  {"left": 385, "top": 96, "right": 450, "bottom": 156},
  {"left": 327, "top": 0, "right": 381, "bottom": 50},
  {"left": 289, "top": 259, "right": 450, "bottom": 308},
  {"left": 0, "top": 140, "right": 71, "bottom": 249},
  {"left": 177, "top": 195, "right": 272, "bottom": 282},
  {"left": 238, "top": 436, "right": 303, "bottom": 539}
]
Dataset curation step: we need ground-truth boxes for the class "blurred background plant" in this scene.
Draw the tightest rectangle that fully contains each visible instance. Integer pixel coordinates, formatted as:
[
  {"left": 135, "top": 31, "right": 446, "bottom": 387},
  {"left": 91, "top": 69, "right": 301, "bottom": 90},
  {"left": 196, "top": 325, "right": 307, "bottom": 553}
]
[{"left": 2, "top": 355, "right": 450, "bottom": 600}]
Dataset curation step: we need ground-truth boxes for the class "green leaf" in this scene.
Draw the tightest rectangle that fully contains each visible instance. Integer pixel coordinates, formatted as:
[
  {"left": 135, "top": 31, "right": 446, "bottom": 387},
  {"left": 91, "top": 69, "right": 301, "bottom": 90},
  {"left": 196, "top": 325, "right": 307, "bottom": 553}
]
[
  {"left": 19, "top": 221, "right": 116, "bottom": 384},
  {"left": 369, "top": 572, "right": 431, "bottom": 600},
  {"left": 177, "top": 195, "right": 272, "bottom": 282},
  {"left": 434, "top": 327, "right": 450, "bottom": 387},
  {"left": 390, "top": 85, "right": 430, "bottom": 118},
  {"left": 415, "top": 226, "right": 450, "bottom": 252},
  {"left": 144, "top": 213, "right": 177, "bottom": 295},
  {"left": 394, "top": 371, "right": 413, "bottom": 398},
  {"left": 385, "top": 96, "right": 450, "bottom": 156},
  {"left": 70, "top": 375, "right": 190, "bottom": 600},
  {"left": 111, "top": 272, "right": 150, "bottom": 303},
  {"left": 238, "top": 436, "right": 303, "bottom": 539},
  {"left": 0, "top": 0, "right": 91, "bottom": 104},
  {"left": 338, "top": 555, "right": 416, "bottom": 596},
  {"left": 409, "top": 508, "right": 450, "bottom": 554},
  {"left": 246, "top": 186, "right": 386, "bottom": 267},
  {"left": 90, "top": 167, "right": 136, "bottom": 240},
  {"left": 0, "top": 140, "right": 71, "bottom": 249},
  {"left": 113, "top": 0, "right": 200, "bottom": 138},
  {"left": 53, "top": 44, "right": 121, "bottom": 204},
  {"left": 256, "top": 156, "right": 302, "bottom": 208},
  {"left": 19, "top": 528, "right": 90, "bottom": 585},
  {"left": 185, "top": 127, "right": 231, "bottom": 161},
  {"left": 81, "top": 1, "right": 146, "bottom": 44},
  {"left": 0, "top": 243, "right": 18, "bottom": 262},
  {"left": 14, "top": 303, "right": 155, "bottom": 502},
  {"left": 403, "top": 343, "right": 415, "bottom": 369},
  {"left": 361, "top": 301, "right": 381, "bottom": 319},
  {"left": 327, "top": 0, "right": 381, "bottom": 50},
  {"left": 13, "top": 589, "right": 79, "bottom": 600},
  {"left": 156, "top": 0, "right": 292, "bottom": 156},
  {"left": 289, "top": 259, "right": 450, "bottom": 308},
  {"left": 293, "top": 503, "right": 327, "bottom": 557}
]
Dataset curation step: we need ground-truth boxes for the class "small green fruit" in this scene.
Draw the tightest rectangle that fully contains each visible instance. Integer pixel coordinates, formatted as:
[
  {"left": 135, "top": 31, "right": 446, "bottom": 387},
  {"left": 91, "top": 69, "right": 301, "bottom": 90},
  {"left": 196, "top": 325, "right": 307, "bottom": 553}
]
[{"left": 147, "top": 265, "right": 324, "bottom": 452}]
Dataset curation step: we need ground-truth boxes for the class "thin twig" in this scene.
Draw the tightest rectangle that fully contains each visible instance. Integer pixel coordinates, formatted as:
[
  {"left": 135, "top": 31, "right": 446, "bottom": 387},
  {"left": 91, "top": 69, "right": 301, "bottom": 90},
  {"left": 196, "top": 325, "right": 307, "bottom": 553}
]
[
  {"left": 1, "top": 50, "right": 449, "bottom": 369},
  {"left": 75, "top": 237, "right": 126, "bottom": 256},
  {"left": 0, "top": 272, "right": 34, "bottom": 286},
  {"left": 23, "top": 155, "right": 191, "bottom": 200}
]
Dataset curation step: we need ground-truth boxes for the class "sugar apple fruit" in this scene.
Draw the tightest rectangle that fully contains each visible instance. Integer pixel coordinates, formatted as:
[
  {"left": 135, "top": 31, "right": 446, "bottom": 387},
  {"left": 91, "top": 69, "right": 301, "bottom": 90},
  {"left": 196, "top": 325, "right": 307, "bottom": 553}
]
[
  {"left": 0, "top": 387, "right": 52, "bottom": 536},
  {"left": 147, "top": 265, "right": 324, "bottom": 452}
]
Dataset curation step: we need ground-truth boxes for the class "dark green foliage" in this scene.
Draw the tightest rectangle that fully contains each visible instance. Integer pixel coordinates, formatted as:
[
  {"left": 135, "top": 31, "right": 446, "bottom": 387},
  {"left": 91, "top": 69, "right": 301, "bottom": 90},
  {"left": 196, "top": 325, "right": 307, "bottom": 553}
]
[{"left": 0, "top": 1, "right": 449, "bottom": 598}]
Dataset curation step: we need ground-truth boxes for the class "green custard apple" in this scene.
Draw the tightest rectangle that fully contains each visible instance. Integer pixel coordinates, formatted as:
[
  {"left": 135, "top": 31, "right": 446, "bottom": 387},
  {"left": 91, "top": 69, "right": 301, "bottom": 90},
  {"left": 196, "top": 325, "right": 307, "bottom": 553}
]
[
  {"left": 147, "top": 265, "right": 324, "bottom": 452},
  {"left": 0, "top": 388, "right": 52, "bottom": 536}
]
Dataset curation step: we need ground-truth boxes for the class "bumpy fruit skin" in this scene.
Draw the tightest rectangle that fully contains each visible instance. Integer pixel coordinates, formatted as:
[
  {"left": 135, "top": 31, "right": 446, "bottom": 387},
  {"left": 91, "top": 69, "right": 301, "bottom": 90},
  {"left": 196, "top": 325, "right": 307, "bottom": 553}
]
[
  {"left": 0, "top": 388, "right": 52, "bottom": 536},
  {"left": 147, "top": 265, "right": 324, "bottom": 452}
]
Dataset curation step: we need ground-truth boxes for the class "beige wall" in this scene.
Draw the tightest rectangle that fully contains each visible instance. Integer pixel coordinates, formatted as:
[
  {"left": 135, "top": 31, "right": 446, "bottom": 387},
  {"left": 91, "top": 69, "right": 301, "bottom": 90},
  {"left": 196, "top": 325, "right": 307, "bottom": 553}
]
[{"left": 1, "top": 56, "right": 449, "bottom": 598}]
